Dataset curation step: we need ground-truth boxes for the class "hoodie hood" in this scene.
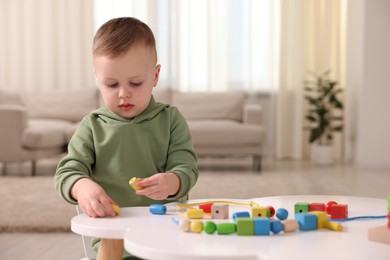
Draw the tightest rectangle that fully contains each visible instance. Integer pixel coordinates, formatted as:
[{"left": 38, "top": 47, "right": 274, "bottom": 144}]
[{"left": 91, "top": 96, "right": 169, "bottom": 124}]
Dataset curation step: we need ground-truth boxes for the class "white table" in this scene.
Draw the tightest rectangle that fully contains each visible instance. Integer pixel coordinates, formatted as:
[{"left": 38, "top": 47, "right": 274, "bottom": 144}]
[{"left": 71, "top": 195, "right": 389, "bottom": 260}]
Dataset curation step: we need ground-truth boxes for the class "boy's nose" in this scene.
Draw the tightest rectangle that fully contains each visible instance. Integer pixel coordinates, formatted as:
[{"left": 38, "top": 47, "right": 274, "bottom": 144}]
[{"left": 119, "top": 87, "right": 131, "bottom": 99}]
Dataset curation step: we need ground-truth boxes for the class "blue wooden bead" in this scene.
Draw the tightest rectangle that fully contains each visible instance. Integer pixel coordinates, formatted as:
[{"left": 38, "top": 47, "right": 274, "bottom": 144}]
[
  {"left": 270, "top": 219, "right": 284, "bottom": 234},
  {"left": 149, "top": 204, "right": 167, "bottom": 215},
  {"left": 232, "top": 211, "right": 250, "bottom": 222},
  {"left": 276, "top": 208, "right": 289, "bottom": 220}
]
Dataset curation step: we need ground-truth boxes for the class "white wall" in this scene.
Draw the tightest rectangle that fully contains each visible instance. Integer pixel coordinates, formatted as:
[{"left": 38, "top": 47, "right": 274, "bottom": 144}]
[{"left": 348, "top": 0, "right": 390, "bottom": 168}]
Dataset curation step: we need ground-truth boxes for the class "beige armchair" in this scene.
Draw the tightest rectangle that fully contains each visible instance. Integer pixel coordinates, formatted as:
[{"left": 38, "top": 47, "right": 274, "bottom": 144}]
[{"left": 0, "top": 104, "right": 64, "bottom": 175}]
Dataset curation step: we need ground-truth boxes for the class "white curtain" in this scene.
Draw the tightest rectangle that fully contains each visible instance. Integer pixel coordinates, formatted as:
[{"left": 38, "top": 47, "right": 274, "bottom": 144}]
[
  {"left": 0, "top": 0, "right": 95, "bottom": 92},
  {"left": 276, "top": 0, "right": 347, "bottom": 160},
  {"left": 94, "top": 0, "right": 280, "bottom": 92}
]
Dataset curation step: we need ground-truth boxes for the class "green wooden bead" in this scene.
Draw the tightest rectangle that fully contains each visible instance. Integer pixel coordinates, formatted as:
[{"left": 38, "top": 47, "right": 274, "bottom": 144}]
[
  {"left": 217, "top": 222, "right": 236, "bottom": 234},
  {"left": 203, "top": 221, "right": 217, "bottom": 234}
]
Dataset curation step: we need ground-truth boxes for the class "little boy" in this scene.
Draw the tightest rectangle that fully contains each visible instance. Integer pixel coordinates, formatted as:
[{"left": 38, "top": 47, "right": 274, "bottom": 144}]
[{"left": 54, "top": 17, "right": 199, "bottom": 259}]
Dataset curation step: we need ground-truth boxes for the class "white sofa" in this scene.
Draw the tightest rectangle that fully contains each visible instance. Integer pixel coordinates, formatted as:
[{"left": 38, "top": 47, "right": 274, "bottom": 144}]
[{"left": 0, "top": 87, "right": 265, "bottom": 175}]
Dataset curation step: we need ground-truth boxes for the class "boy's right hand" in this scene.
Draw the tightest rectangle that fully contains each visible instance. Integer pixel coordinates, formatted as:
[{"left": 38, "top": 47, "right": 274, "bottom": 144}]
[{"left": 71, "top": 178, "right": 117, "bottom": 218}]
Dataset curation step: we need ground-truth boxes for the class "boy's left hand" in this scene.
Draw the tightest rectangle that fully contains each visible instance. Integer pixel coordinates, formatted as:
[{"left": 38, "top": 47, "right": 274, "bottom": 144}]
[{"left": 135, "top": 172, "right": 180, "bottom": 200}]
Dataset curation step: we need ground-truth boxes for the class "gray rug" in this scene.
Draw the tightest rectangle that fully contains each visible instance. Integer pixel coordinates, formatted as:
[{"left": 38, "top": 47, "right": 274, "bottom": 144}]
[{"left": 0, "top": 176, "right": 74, "bottom": 232}]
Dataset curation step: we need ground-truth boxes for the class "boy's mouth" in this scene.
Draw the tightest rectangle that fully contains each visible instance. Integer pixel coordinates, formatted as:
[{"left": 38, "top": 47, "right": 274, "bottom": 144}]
[{"left": 119, "top": 103, "right": 134, "bottom": 111}]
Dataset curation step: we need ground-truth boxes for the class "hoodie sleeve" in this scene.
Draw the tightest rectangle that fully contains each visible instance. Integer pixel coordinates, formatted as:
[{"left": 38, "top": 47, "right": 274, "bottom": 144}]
[
  {"left": 53, "top": 117, "right": 95, "bottom": 204},
  {"left": 164, "top": 107, "right": 199, "bottom": 201}
]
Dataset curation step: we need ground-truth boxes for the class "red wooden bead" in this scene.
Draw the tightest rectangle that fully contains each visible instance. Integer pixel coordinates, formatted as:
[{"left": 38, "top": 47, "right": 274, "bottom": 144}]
[
  {"left": 266, "top": 206, "right": 275, "bottom": 217},
  {"left": 387, "top": 212, "right": 390, "bottom": 220},
  {"left": 325, "top": 201, "right": 338, "bottom": 214},
  {"left": 199, "top": 203, "right": 214, "bottom": 213}
]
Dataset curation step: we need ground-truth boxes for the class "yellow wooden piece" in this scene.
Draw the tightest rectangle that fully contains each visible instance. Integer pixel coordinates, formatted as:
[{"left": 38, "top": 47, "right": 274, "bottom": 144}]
[
  {"left": 129, "top": 177, "right": 143, "bottom": 190},
  {"left": 310, "top": 211, "right": 328, "bottom": 228},
  {"left": 111, "top": 204, "right": 121, "bottom": 216},
  {"left": 325, "top": 221, "right": 343, "bottom": 231},
  {"left": 190, "top": 221, "right": 203, "bottom": 233},
  {"left": 251, "top": 207, "right": 269, "bottom": 218},
  {"left": 185, "top": 208, "right": 204, "bottom": 219}
]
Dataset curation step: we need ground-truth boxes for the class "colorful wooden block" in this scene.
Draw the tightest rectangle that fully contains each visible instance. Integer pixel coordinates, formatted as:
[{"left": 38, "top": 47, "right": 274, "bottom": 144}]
[
  {"left": 211, "top": 204, "right": 229, "bottom": 219},
  {"left": 199, "top": 203, "right": 213, "bottom": 213},
  {"left": 309, "top": 203, "right": 325, "bottom": 212},
  {"left": 185, "top": 208, "right": 204, "bottom": 219},
  {"left": 253, "top": 217, "right": 270, "bottom": 235},
  {"left": 233, "top": 211, "right": 250, "bottom": 221},
  {"left": 217, "top": 222, "right": 237, "bottom": 234},
  {"left": 309, "top": 211, "right": 328, "bottom": 228},
  {"left": 295, "top": 202, "right": 309, "bottom": 214},
  {"left": 368, "top": 225, "right": 390, "bottom": 244},
  {"left": 329, "top": 204, "right": 348, "bottom": 219},
  {"left": 237, "top": 218, "right": 254, "bottom": 236},
  {"left": 281, "top": 219, "right": 298, "bottom": 232},
  {"left": 270, "top": 219, "right": 284, "bottom": 234},
  {"left": 252, "top": 207, "right": 269, "bottom": 218},
  {"left": 276, "top": 208, "right": 288, "bottom": 220},
  {"left": 295, "top": 213, "right": 317, "bottom": 231}
]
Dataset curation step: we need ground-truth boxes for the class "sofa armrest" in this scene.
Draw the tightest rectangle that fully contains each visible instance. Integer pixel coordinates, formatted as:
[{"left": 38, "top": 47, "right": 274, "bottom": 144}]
[
  {"left": 243, "top": 103, "right": 262, "bottom": 125},
  {"left": 0, "top": 105, "right": 28, "bottom": 161}
]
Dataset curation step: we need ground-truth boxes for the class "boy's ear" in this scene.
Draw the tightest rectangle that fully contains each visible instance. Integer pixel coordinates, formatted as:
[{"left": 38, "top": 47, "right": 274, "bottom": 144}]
[{"left": 153, "top": 64, "right": 161, "bottom": 87}]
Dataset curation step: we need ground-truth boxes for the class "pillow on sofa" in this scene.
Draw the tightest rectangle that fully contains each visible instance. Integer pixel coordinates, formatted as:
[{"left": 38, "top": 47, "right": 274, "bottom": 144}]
[
  {"left": 172, "top": 91, "right": 246, "bottom": 121},
  {"left": 22, "top": 88, "right": 99, "bottom": 123}
]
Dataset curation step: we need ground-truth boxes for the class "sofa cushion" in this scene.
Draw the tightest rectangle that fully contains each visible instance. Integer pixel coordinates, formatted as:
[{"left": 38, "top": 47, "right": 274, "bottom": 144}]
[
  {"left": 0, "top": 90, "right": 23, "bottom": 105},
  {"left": 22, "top": 88, "right": 99, "bottom": 123},
  {"left": 172, "top": 91, "right": 245, "bottom": 121},
  {"left": 22, "top": 119, "right": 71, "bottom": 149},
  {"left": 188, "top": 120, "right": 264, "bottom": 146}
]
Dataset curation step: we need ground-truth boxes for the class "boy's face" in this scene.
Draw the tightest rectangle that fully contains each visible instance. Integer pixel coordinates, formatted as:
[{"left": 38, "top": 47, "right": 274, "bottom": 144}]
[{"left": 94, "top": 44, "right": 160, "bottom": 119}]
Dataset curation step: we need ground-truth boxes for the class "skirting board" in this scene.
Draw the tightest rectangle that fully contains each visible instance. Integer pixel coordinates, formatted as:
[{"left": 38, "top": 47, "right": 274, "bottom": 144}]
[{"left": 368, "top": 225, "right": 390, "bottom": 244}]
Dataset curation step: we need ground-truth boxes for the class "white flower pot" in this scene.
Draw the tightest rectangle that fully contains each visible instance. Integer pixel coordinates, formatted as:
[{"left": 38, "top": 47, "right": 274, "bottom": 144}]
[{"left": 311, "top": 144, "right": 334, "bottom": 166}]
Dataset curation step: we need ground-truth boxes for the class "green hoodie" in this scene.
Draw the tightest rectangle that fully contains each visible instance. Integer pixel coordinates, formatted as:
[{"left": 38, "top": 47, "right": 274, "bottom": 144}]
[{"left": 54, "top": 97, "right": 198, "bottom": 207}]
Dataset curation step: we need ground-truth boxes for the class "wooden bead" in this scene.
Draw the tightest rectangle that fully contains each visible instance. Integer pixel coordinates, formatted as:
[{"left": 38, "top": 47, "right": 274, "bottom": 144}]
[
  {"left": 179, "top": 219, "right": 191, "bottom": 232},
  {"left": 149, "top": 204, "right": 167, "bottom": 215},
  {"left": 190, "top": 221, "right": 203, "bottom": 233},
  {"left": 281, "top": 219, "right": 298, "bottom": 232},
  {"left": 276, "top": 208, "right": 288, "bottom": 220},
  {"left": 185, "top": 208, "right": 204, "bottom": 219},
  {"left": 111, "top": 204, "right": 121, "bottom": 216},
  {"left": 129, "top": 177, "right": 143, "bottom": 190},
  {"left": 232, "top": 211, "right": 250, "bottom": 222},
  {"left": 325, "top": 201, "right": 338, "bottom": 214},
  {"left": 199, "top": 203, "right": 213, "bottom": 213},
  {"left": 266, "top": 206, "right": 275, "bottom": 217},
  {"left": 217, "top": 223, "right": 236, "bottom": 234},
  {"left": 203, "top": 221, "right": 217, "bottom": 234},
  {"left": 211, "top": 204, "right": 229, "bottom": 219},
  {"left": 270, "top": 219, "right": 284, "bottom": 234}
]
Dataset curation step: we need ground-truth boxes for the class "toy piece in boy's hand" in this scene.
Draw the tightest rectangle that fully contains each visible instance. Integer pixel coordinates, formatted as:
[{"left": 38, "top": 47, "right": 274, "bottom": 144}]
[
  {"left": 129, "top": 177, "right": 143, "bottom": 191},
  {"left": 111, "top": 204, "right": 121, "bottom": 216}
]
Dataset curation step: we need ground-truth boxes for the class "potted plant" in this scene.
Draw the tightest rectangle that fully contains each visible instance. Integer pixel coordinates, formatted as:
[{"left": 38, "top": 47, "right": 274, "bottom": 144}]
[{"left": 303, "top": 70, "right": 343, "bottom": 165}]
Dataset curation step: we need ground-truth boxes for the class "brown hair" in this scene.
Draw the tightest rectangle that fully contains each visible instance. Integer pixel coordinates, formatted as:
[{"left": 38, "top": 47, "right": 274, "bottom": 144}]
[{"left": 93, "top": 17, "right": 157, "bottom": 61}]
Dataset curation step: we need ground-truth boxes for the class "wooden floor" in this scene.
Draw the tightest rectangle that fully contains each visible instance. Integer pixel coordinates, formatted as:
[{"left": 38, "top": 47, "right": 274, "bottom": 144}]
[{"left": 1, "top": 159, "right": 389, "bottom": 260}]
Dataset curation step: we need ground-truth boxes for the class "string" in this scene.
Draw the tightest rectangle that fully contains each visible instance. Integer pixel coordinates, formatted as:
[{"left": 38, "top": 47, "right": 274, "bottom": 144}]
[
  {"left": 176, "top": 200, "right": 260, "bottom": 209},
  {"left": 330, "top": 215, "right": 386, "bottom": 222}
]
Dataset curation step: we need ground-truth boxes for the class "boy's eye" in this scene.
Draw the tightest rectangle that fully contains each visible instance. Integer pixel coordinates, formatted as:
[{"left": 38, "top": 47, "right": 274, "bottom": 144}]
[
  {"left": 106, "top": 83, "right": 118, "bottom": 88},
  {"left": 130, "top": 82, "right": 142, "bottom": 87}
]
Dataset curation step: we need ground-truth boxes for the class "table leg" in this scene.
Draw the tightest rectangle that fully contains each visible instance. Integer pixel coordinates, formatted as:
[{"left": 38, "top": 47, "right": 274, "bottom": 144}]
[{"left": 97, "top": 238, "right": 124, "bottom": 260}]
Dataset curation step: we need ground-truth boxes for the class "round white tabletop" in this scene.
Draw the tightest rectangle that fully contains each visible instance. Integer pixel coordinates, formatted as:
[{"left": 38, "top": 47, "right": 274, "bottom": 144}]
[{"left": 71, "top": 195, "right": 389, "bottom": 260}]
